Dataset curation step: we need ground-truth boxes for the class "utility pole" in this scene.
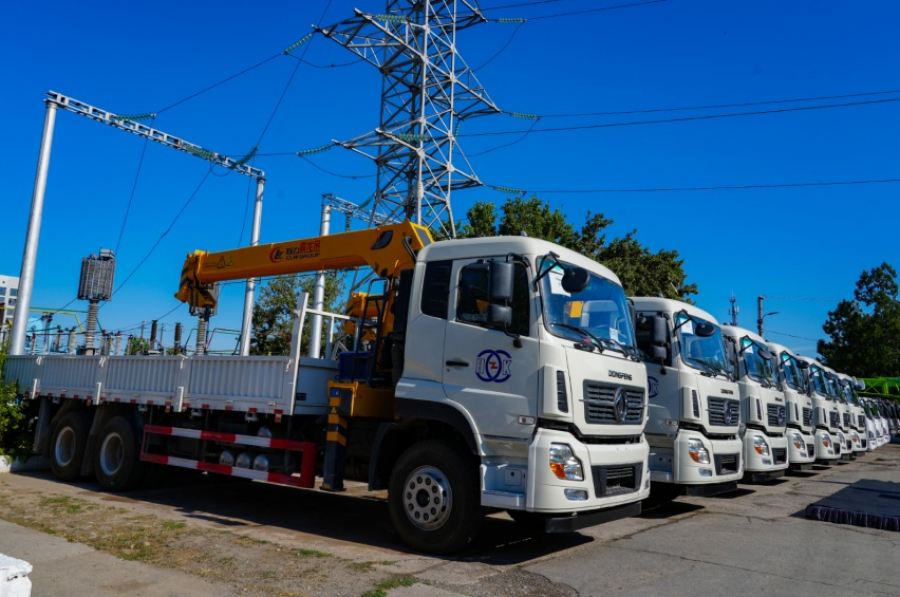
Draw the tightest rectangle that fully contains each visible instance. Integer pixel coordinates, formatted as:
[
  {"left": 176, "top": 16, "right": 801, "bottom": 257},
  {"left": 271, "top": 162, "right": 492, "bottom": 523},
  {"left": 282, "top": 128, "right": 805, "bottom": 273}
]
[
  {"left": 308, "top": 203, "right": 331, "bottom": 359},
  {"left": 316, "top": 2, "right": 500, "bottom": 237},
  {"left": 757, "top": 295, "right": 779, "bottom": 337},
  {"left": 729, "top": 293, "right": 739, "bottom": 326}
]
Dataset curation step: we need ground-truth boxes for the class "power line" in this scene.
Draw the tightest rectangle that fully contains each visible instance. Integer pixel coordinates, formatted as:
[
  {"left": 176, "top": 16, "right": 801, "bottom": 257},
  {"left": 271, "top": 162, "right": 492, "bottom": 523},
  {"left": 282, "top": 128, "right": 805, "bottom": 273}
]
[
  {"left": 535, "top": 88, "right": 900, "bottom": 119},
  {"left": 768, "top": 330, "right": 821, "bottom": 342},
  {"left": 115, "top": 117, "right": 155, "bottom": 256},
  {"left": 485, "top": 177, "right": 900, "bottom": 195},
  {"left": 481, "top": 0, "right": 571, "bottom": 10},
  {"left": 472, "top": 22, "right": 525, "bottom": 71},
  {"left": 463, "top": 96, "right": 900, "bottom": 138},
  {"left": 109, "top": 167, "right": 214, "bottom": 299},
  {"left": 526, "top": 0, "right": 667, "bottom": 20},
  {"left": 298, "top": 155, "right": 377, "bottom": 179},
  {"left": 764, "top": 295, "right": 844, "bottom": 302},
  {"left": 156, "top": 53, "right": 281, "bottom": 115}
]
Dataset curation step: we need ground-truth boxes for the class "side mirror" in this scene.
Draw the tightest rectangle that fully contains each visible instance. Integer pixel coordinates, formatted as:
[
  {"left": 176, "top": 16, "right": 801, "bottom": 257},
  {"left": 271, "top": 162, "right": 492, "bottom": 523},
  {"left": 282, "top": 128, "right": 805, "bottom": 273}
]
[
  {"left": 488, "top": 304, "right": 512, "bottom": 327},
  {"left": 651, "top": 316, "right": 668, "bottom": 344},
  {"left": 758, "top": 348, "right": 774, "bottom": 361},
  {"left": 797, "top": 360, "right": 809, "bottom": 370},
  {"left": 651, "top": 345, "right": 667, "bottom": 360},
  {"left": 695, "top": 322, "right": 716, "bottom": 338},
  {"left": 490, "top": 261, "right": 514, "bottom": 303},
  {"left": 561, "top": 266, "right": 590, "bottom": 293}
]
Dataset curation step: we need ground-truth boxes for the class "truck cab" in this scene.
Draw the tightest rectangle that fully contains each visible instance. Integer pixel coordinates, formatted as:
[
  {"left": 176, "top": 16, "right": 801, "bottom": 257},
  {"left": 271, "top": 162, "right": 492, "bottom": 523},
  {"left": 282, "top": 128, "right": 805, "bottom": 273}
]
[
  {"left": 822, "top": 367, "right": 854, "bottom": 461},
  {"left": 836, "top": 373, "right": 867, "bottom": 455},
  {"left": 766, "top": 341, "right": 815, "bottom": 472},
  {"left": 720, "top": 326, "right": 789, "bottom": 481},
  {"left": 797, "top": 356, "right": 842, "bottom": 463},
  {"left": 400, "top": 237, "right": 651, "bottom": 536},
  {"left": 631, "top": 298, "right": 742, "bottom": 498}
]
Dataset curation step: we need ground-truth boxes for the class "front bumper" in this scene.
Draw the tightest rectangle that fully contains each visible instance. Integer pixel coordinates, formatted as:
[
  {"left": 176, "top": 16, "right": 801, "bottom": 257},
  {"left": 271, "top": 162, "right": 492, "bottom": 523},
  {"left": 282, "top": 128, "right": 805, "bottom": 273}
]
[
  {"left": 743, "top": 430, "right": 789, "bottom": 474},
  {"left": 786, "top": 430, "right": 816, "bottom": 467},
  {"left": 670, "top": 430, "right": 743, "bottom": 486},
  {"left": 526, "top": 427, "right": 650, "bottom": 514},
  {"left": 814, "top": 429, "right": 839, "bottom": 462}
]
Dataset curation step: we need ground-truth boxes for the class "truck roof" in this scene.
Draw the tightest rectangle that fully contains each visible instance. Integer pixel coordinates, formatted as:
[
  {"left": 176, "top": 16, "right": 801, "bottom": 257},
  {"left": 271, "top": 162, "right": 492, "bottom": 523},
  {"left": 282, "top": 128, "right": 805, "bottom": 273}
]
[
  {"left": 720, "top": 324, "right": 766, "bottom": 345},
  {"left": 420, "top": 236, "right": 623, "bottom": 286},
  {"left": 630, "top": 297, "right": 718, "bottom": 324}
]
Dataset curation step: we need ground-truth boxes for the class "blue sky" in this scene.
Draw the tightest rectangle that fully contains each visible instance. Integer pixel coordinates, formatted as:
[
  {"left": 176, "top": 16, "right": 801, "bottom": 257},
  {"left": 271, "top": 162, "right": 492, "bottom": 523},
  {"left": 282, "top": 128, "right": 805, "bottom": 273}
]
[{"left": 2, "top": 0, "right": 898, "bottom": 356}]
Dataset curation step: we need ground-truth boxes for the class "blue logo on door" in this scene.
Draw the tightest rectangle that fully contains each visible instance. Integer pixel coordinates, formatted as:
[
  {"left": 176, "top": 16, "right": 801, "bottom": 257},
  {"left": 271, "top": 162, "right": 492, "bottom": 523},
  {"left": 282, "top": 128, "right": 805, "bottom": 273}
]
[
  {"left": 475, "top": 350, "right": 512, "bottom": 383},
  {"left": 648, "top": 376, "right": 659, "bottom": 399}
]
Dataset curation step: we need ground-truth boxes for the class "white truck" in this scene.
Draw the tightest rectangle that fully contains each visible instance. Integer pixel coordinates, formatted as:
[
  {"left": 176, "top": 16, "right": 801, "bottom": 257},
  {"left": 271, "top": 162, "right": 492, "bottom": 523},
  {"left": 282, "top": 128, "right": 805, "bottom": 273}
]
[
  {"left": 836, "top": 373, "right": 867, "bottom": 455},
  {"left": 720, "top": 326, "right": 789, "bottom": 481},
  {"left": 797, "top": 356, "right": 842, "bottom": 463},
  {"left": 631, "top": 298, "right": 742, "bottom": 499},
  {"left": 822, "top": 367, "right": 855, "bottom": 461},
  {"left": 2, "top": 222, "right": 651, "bottom": 554},
  {"left": 766, "top": 341, "right": 816, "bottom": 472}
]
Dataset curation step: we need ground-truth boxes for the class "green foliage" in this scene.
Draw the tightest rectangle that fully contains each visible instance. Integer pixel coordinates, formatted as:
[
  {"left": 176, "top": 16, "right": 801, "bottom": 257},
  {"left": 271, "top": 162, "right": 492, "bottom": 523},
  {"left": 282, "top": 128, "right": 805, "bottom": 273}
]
[
  {"left": 0, "top": 382, "right": 36, "bottom": 462},
  {"left": 250, "top": 272, "right": 346, "bottom": 356},
  {"left": 818, "top": 262, "right": 900, "bottom": 377},
  {"left": 126, "top": 336, "right": 151, "bottom": 355},
  {"left": 458, "top": 196, "right": 697, "bottom": 300}
]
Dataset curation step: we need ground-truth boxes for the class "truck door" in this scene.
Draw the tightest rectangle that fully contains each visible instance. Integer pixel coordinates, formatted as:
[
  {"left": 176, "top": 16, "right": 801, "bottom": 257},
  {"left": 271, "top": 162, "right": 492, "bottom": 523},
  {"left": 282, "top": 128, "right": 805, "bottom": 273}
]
[{"left": 442, "top": 258, "right": 538, "bottom": 441}]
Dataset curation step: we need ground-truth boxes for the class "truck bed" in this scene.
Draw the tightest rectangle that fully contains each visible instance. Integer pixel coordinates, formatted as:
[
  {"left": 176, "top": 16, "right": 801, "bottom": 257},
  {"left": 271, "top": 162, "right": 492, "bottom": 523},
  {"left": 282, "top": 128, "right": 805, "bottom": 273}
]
[{"left": 2, "top": 353, "right": 336, "bottom": 416}]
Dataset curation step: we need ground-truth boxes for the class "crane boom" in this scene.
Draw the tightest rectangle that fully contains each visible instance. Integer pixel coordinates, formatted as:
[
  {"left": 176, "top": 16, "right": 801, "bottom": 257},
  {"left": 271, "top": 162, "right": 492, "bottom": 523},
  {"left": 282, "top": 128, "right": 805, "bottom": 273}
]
[{"left": 176, "top": 220, "right": 434, "bottom": 309}]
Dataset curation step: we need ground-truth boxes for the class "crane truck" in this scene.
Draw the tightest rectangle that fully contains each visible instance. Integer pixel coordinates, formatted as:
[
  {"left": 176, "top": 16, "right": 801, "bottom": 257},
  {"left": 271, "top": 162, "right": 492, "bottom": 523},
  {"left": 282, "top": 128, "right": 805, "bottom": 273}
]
[
  {"left": 631, "top": 298, "right": 742, "bottom": 499},
  {"left": 796, "top": 356, "right": 842, "bottom": 464},
  {"left": 720, "top": 325, "right": 789, "bottom": 481},
  {"left": 765, "top": 341, "right": 816, "bottom": 472},
  {"left": 2, "top": 221, "right": 651, "bottom": 554}
]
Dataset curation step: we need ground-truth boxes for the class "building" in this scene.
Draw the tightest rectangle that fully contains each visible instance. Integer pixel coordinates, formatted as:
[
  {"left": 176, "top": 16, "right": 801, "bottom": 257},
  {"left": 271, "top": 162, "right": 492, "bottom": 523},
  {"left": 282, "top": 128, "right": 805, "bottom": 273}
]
[{"left": 0, "top": 274, "right": 19, "bottom": 346}]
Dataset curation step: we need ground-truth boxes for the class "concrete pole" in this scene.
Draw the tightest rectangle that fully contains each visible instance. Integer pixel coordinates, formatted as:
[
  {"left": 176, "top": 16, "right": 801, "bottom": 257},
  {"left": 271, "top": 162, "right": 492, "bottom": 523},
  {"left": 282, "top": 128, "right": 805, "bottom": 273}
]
[
  {"left": 239, "top": 177, "right": 265, "bottom": 356},
  {"left": 114, "top": 332, "right": 122, "bottom": 356},
  {"left": 11, "top": 100, "right": 58, "bottom": 355},
  {"left": 309, "top": 204, "right": 331, "bottom": 359},
  {"left": 174, "top": 322, "right": 183, "bottom": 355},
  {"left": 67, "top": 328, "right": 76, "bottom": 354},
  {"left": 757, "top": 296, "right": 764, "bottom": 337}
]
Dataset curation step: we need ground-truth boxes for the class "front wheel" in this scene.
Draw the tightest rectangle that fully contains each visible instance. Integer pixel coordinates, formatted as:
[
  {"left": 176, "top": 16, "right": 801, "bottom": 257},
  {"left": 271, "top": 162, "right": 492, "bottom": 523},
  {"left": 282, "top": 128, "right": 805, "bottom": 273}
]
[
  {"left": 93, "top": 416, "right": 145, "bottom": 492},
  {"left": 388, "top": 440, "right": 483, "bottom": 554}
]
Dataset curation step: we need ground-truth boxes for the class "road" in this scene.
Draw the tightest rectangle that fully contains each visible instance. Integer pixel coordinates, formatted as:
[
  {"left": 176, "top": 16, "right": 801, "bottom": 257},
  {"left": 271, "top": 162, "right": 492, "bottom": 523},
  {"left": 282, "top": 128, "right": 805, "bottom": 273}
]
[{"left": 0, "top": 444, "right": 898, "bottom": 596}]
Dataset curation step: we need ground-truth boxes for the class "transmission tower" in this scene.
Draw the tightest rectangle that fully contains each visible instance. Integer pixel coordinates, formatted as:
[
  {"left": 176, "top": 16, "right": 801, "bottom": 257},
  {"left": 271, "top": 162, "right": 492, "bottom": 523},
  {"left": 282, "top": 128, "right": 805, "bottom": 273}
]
[{"left": 315, "top": 1, "right": 500, "bottom": 237}]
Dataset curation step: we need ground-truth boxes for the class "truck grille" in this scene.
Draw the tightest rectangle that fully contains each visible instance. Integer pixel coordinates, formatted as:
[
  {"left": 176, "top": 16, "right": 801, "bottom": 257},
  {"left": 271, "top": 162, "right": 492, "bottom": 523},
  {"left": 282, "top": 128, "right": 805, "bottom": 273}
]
[
  {"left": 714, "top": 453, "right": 740, "bottom": 475},
  {"left": 773, "top": 447, "right": 787, "bottom": 465},
  {"left": 591, "top": 463, "right": 642, "bottom": 497},
  {"left": 708, "top": 398, "right": 740, "bottom": 427},
  {"left": 843, "top": 413, "right": 851, "bottom": 428},
  {"left": 802, "top": 407, "right": 812, "bottom": 428},
  {"left": 807, "top": 443, "right": 815, "bottom": 459},
  {"left": 829, "top": 412, "right": 840, "bottom": 429},
  {"left": 767, "top": 404, "right": 786, "bottom": 428},
  {"left": 583, "top": 382, "right": 644, "bottom": 424}
]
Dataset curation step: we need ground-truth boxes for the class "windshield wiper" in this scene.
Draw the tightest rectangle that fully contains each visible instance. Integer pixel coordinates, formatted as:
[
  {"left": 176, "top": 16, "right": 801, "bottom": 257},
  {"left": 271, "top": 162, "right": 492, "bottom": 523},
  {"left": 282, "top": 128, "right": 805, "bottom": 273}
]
[
  {"left": 684, "top": 356, "right": 716, "bottom": 377},
  {"left": 548, "top": 322, "right": 605, "bottom": 352},
  {"left": 595, "top": 335, "right": 640, "bottom": 359}
]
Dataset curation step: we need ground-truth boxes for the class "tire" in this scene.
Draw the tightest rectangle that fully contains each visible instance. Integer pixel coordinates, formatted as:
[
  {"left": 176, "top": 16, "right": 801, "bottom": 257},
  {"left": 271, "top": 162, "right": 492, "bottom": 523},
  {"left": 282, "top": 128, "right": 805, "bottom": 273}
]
[
  {"left": 50, "top": 411, "right": 91, "bottom": 481},
  {"left": 388, "top": 440, "right": 483, "bottom": 554},
  {"left": 93, "top": 416, "right": 145, "bottom": 492}
]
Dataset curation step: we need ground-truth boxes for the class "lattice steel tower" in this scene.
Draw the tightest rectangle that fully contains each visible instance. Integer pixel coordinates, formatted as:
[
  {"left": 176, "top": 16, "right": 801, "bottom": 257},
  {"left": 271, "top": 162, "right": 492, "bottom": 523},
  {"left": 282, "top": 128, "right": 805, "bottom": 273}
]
[{"left": 316, "top": 1, "right": 500, "bottom": 237}]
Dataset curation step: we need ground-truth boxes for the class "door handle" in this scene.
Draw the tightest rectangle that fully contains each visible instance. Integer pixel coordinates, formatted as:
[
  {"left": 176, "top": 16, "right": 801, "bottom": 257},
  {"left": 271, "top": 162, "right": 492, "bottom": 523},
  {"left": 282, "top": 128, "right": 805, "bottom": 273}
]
[{"left": 446, "top": 359, "right": 469, "bottom": 368}]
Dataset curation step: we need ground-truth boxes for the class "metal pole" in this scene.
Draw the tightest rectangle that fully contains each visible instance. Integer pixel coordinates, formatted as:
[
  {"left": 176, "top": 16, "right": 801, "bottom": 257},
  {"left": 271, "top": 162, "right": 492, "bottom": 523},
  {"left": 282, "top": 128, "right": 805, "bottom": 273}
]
[
  {"left": 239, "top": 177, "right": 265, "bottom": 356},
  {"left": 309, "top": 204, "right": 331, "bottom": 359},
  {"left": 11, "top": 100, "right": 58, "bottom": 355}
]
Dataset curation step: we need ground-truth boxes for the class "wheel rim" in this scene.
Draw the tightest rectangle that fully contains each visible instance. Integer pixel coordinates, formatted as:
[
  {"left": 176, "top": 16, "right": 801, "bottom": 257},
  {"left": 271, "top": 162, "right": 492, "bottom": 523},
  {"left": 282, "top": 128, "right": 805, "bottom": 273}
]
[
  {"left": 54, "top": 427, "right": 76, "bottom": 467},
  {"left": 99, "top": 432, "right": 125, "bottom": 477},
  {"left": 402, "top": 465, "right": 452, "bottom": 530}
]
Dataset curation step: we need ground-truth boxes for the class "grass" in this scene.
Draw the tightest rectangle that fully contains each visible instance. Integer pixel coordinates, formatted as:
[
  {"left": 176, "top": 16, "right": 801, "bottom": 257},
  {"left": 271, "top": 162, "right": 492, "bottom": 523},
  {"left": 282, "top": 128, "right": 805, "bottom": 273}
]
[
  {"left": 39, "top": 496, "right": 93, "bottom": 515},
  {"left": 161, "top": 520, "right": 187, "bottom": 531},
  {"left": 293, "top": 548, "right": 331, "bottom": 559},
  {"left": 363, "top": 576, "right": 417, "bottom": 597}
]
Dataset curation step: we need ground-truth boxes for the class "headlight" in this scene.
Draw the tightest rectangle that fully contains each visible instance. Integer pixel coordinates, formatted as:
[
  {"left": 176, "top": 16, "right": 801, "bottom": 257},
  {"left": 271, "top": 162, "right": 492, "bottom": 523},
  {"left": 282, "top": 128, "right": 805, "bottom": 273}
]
[
  {"left": 822, "top": 434, "right": 831, "bottom": 448},
  {"left": 838, "top": 432, "right": 846, "bottom": 444},
  {"left": 752, "top": 435, "right": 770, "bottom": 456},
  {"left": 791, "top": 432, "right": 804, "bottom": 450},
  {"left": 549, "top": 443, "right": 584, "bottom": 481},
  {"left": 688, "top": 438, "right": 710, "bottom": 464}
]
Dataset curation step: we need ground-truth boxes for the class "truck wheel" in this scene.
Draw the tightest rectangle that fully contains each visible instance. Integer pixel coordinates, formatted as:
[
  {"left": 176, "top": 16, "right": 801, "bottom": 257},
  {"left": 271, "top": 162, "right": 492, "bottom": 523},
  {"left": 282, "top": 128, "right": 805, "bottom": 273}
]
[
  {"left": 93, "top": 416, "right": 145, "bottom": 492},
  {"left": 50, "top": 411, "right": 91, "bottom": 481},
  {"left": 388, "top": 440, "right": 482, "bottom": 554}
]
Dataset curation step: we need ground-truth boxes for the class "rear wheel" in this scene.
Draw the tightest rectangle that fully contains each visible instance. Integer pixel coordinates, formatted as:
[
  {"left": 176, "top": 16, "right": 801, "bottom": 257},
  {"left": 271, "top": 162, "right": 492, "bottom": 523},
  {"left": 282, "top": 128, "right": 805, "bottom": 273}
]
[
  {"left": 388, "top": 440, "right": 482, "bottom": 554},
  {"left": 94, "top": 416, "right": 145, "bottom": 491},
  {"left": 50, "top": 411, "right": 91, "bottom": 481}
]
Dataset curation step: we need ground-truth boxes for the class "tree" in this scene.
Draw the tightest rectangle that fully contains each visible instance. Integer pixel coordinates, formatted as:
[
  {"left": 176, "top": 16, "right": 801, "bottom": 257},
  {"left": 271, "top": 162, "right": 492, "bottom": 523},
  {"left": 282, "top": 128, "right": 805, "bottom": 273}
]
[
  {"left": 250, "top": 273, "right": 346, "bottom": 356},
  {"left": 818, "top": 262, "right": 900, "bottom": 376},
  {"left": 458, "top": 197, "right": 697, "bottom": 300}
]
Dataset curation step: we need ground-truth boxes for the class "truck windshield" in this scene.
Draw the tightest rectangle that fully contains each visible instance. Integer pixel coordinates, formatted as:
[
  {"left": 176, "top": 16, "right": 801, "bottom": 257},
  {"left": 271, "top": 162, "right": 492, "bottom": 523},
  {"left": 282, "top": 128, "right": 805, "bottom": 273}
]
[
  {"left": 780, "top": 352, "right": 807, "bottom": 393},
  {"left": 740, "top": 337, "right": 778, "bottom": 387},
  {"left": 675, "top": 313, "right": 729, "bottom": 377},
  {"left": 809, "top": 366, "right": 829, "bottom": 398},
  {"left": 539, "top": 258, "right": 636, "bottom": 352}
]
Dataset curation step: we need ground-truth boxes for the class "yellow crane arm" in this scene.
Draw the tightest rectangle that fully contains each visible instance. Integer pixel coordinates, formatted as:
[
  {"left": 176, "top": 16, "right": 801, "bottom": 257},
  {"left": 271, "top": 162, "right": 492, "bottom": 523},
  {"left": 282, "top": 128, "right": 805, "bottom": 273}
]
[{"left": 175, "top": 220, "right": 434, "bottom": 308}]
